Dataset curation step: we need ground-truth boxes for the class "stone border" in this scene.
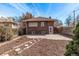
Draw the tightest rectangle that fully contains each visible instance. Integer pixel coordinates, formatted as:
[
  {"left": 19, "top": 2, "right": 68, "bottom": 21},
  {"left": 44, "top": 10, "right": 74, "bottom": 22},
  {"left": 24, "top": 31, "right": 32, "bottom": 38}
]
[
  {"left": 1, "top": 38, "right": 42, "bottom": 56},
  {"left": 0, "top": 36, "right": 22, "bottom": 47}
]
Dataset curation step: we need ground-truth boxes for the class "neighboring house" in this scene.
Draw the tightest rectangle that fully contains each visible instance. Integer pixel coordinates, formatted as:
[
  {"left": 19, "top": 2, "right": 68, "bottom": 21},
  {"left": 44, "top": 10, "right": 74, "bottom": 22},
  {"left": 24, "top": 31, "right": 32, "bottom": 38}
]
[
  {"left": 54, "top": 19, "right": 63, "bottom": 28},
  {"left": 54, "top": 20, "right": 63, "bottom": 33},
  {"left": 61, "top": 26, "right": 74, "bottom": 36},
  {"left": 68, "top": 20, "right": 74, "bottom": 27},
  {"left": 0, "top": 17, "right": 15, "bottom": 28},
  {"left": 19, "top": 17, "right": 61, "bottom": 35},
  {"left": 0, "top": 17, "right": 18, "bottom": 35}
]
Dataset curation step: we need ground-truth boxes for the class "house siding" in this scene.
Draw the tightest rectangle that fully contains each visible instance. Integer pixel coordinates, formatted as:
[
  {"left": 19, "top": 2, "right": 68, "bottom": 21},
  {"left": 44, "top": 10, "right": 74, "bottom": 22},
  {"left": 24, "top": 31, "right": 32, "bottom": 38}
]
[
  {"left": 19, "top": 18, "right": 56, "bottom": 35},
  {"left": 26, "top": 21, "right": 54, "bottom": 34}
]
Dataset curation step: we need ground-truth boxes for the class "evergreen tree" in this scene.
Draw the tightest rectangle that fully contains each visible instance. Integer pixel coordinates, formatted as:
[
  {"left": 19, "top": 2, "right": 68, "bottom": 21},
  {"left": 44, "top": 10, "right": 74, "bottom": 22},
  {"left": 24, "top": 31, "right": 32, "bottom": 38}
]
[{"left": 64, "top": 22, "right": 79, "bottom": 56}]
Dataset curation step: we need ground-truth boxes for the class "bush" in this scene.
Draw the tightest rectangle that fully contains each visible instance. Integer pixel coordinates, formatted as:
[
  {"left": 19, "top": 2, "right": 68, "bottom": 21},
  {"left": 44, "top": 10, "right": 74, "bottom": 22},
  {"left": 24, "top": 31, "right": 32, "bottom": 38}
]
[
  {"left": 64, "top": 22, "right": 79, "bottom": 56},
  {"left": 0, "top": 26, "right": 13, "bottom": 42}
]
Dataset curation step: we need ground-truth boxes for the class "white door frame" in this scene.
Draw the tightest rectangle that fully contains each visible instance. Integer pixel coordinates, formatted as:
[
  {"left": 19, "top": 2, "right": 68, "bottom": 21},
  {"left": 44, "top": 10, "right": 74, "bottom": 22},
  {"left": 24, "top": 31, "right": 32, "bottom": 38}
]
[{"left": 49, "top": 26, "right": 53, "bottom": 34}]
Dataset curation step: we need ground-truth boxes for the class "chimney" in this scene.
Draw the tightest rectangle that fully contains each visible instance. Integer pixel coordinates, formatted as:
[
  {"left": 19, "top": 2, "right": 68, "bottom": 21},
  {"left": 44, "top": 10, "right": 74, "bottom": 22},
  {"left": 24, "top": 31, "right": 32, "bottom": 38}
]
[{"left": 49, "top": 16, "right": 51, "bottom": 19}]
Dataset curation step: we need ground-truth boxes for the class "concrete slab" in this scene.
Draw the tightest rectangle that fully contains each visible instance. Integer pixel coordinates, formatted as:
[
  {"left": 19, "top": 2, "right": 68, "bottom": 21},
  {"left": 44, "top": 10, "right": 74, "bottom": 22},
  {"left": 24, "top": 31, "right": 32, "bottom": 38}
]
[
  {"left": 2, "top": 54, "right": 9, "bottom": 56},
  {"left": 26, "top": 34, "right": 72, "bottom": 40}
]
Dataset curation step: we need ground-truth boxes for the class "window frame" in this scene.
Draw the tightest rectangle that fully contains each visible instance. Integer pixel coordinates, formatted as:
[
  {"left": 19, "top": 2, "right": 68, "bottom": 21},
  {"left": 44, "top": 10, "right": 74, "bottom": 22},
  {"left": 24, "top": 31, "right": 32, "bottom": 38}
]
[
  {"left": 28, "top": 22, "right": 38, "bottom": 27},
  {"left": 41, "top": 22, "right": 45, "bottom": 27}
]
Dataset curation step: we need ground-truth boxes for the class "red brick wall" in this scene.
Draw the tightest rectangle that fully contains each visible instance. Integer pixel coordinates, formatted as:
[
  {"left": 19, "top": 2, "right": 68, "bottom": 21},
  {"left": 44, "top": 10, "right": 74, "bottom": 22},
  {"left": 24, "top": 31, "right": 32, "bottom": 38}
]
[
  {"left": 28, "top": 26, "right": 48, "bottom": 30},
  {"left": 48, "top": 21, "right": 54, "bottom": 26}
]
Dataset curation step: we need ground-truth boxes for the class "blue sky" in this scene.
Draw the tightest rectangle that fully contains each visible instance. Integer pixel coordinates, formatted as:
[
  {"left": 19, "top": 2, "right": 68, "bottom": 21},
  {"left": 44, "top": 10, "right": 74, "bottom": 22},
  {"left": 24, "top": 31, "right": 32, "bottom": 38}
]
[{"left": 0, "top": 3, "right": 79, "bottom": 24}]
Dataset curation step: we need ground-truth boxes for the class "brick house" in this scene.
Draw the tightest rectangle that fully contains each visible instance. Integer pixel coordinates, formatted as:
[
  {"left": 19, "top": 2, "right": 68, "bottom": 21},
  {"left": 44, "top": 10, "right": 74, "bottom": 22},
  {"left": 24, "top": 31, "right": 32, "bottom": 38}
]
[{"left": 19, "top": 17, "right": 59, "bottom": 35}]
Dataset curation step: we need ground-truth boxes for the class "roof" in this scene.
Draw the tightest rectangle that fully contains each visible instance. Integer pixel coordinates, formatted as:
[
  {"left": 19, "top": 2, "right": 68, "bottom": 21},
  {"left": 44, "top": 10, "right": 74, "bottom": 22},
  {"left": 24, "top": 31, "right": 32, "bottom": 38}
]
[
  {"left": 22, "top": 17, "right": 55, "bottom": 22},
  {"left": 0, "top": 17, "right": 14, "bottom": 23}
]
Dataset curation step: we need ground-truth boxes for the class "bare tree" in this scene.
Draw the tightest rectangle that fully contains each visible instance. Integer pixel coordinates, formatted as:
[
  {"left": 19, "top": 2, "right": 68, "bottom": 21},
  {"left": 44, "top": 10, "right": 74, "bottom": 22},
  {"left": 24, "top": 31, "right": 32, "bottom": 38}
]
[
  {"left": 20, "top": 12, "right": 33, "bottom": 20},
  {"left": 65, "top": 16, "right": 72, "bottom": 27}
]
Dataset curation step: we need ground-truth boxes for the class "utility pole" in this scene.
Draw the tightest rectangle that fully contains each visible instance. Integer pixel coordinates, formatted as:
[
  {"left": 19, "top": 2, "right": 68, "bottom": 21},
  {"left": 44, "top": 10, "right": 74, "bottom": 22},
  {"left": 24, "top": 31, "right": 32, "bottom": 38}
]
[
  {"left": 73, "top": 9, "right": 79, "bottom": 27},
  {"left": 73, "top": 10, "right": 76, "bottom": 27}
]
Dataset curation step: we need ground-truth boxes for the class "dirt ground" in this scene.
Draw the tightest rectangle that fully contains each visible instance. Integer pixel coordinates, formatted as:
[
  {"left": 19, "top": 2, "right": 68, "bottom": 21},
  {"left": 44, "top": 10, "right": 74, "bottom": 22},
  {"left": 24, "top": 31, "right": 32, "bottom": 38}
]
[
  {"left": 0, "top": 35, "right": 71, "bottom": 56},
  {"left": 19, "top": 39, "right": 69, "bottom": 56}
]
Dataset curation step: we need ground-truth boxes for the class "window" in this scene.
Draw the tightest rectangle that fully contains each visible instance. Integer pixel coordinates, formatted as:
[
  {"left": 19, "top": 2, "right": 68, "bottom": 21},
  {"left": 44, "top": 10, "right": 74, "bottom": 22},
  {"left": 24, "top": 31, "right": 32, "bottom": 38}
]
[
  {"left": 28, "top": 22, "right": 38, "bottom": 27},
  {"left": 4, "top": 23, "right": 9, "bottom": 27},
  {"left": 32, "top": 31, "right": 35, "bottom": 34},
  {"left": 41, "top": 31, "right": 46, "bottom": 34},
  {"left": 41, "top": 22, "right": 44, "bottom": 27}
]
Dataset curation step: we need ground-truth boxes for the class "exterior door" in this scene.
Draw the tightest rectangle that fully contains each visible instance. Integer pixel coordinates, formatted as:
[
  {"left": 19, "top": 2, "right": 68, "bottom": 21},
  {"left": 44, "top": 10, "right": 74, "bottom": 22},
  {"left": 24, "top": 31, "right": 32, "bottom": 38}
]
[{"left": 49, "top": 26, "right": 53, "bottom": 34}]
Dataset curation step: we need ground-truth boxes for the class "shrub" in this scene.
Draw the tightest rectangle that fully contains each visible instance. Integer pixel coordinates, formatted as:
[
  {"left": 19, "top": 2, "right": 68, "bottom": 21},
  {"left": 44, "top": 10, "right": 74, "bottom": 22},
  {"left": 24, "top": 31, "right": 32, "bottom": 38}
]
[
  {"left": 0, "top": 26, "right": 13, "bottom": 42},
  {"left": 64, "top": 22, "right": 79, "bottom": 56}
]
